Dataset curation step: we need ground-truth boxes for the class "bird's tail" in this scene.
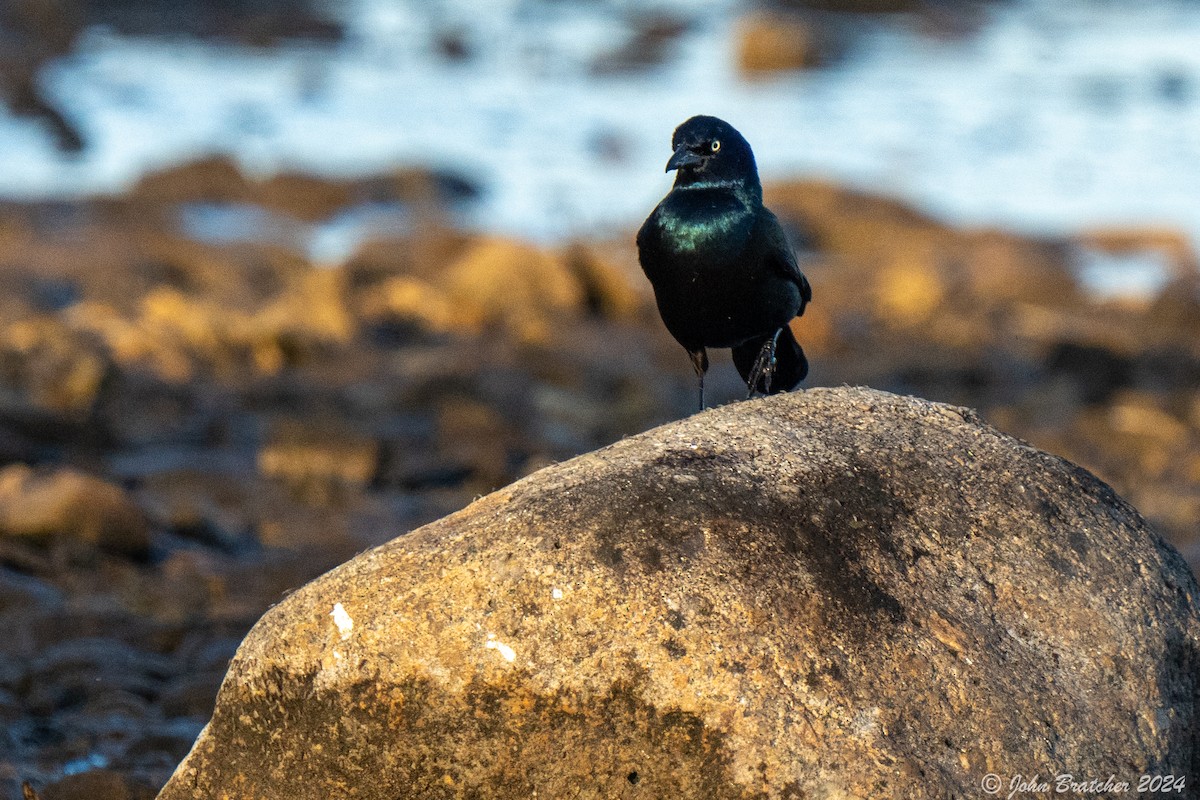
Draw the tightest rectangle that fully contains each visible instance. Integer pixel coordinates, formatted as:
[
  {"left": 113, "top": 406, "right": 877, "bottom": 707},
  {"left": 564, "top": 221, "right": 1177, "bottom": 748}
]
[{"left": 732, "top": 325, "right": 808, "bottom": 395}]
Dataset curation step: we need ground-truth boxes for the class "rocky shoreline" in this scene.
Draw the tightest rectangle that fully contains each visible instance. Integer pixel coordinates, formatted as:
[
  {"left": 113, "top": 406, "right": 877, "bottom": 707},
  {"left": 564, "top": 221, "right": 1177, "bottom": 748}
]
[{"left": 0, "top": 157, "right": 1197, "bottom": 799}]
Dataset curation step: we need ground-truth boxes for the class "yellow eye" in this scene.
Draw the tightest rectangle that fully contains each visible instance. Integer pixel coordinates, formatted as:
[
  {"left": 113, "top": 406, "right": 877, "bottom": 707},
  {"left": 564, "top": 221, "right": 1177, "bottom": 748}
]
[{"left": 711, "top": 140, "right": 721, "bottom": 152}]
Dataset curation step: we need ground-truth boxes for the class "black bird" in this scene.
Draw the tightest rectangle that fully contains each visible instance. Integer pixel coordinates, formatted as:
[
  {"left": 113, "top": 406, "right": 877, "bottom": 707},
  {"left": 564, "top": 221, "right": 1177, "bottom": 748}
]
[{"left": 637, "top": 115, "right": 812, "bottom": 410}]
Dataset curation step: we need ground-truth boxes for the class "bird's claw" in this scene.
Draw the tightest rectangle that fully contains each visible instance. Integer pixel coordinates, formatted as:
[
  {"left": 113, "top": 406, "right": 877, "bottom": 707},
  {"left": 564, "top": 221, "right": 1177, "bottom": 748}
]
[
  {"left": 689, "top": 349, "right": 709, "bottom": 412},
  {"left": 745, "top": 329, "right": 781, "bottom": 399}
]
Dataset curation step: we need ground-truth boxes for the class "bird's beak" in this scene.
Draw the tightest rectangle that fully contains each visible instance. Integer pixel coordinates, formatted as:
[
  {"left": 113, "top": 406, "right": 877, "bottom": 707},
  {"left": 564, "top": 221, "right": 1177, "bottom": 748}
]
[{"left": 666, "top": 144, "right": 703, "bottom": 173}]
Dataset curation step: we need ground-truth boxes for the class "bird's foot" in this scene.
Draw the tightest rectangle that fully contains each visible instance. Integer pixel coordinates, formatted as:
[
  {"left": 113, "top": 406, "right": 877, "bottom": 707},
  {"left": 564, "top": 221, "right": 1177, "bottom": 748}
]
[
  {"left": 689, "top": 349, "right": 709, "bottom": 412},
  {"left": 745, "top": 330, "right": 781, "bottom": 399}
]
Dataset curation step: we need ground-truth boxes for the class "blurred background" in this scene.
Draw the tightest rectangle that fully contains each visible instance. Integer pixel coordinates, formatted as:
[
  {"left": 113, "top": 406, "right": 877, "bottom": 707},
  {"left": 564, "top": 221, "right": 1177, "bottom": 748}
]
[{"left": 1, "top": 1, "right": 1198, "bottom": 797}]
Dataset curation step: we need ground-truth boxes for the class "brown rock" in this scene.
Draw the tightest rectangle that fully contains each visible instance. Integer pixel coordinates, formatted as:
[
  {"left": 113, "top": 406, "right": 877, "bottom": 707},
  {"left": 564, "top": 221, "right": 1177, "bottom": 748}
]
[
  {"left": 359, "top": 275, "right": 460, "bottom": 334},
  {"left": 142, "top": 163, "right": 482, "bottom": 228},
  {"left": 765, "top": 179, "right": 947, "bottom": 260},
  {"left": 0, "top": 465, "right": 150, "bottom": 555},
  {"left": 125, "top": 234, "right": 309, "bottom": 309},
  {"left": 258, "top": 419, "right": 380, "bottom": 500},
  {"left": 0, "top": 317, "right": 110, "bottom": 414},
  {"left": 561, "top": 243, "right": 648, "bottom": 320},
  {"left": 356, "top": 238, "right": 648, "bottom": 339},
  {"left": 345, "top": 227, "right": 471, "bottom": 291},
  {"left": 441, "top": 237, "right": 586, "bottom": 344},
  {"left": 255, "top": 173, "right": 356, "bottom": 223},
  {"left": 66, "top": 301, "right": 194, "bottom": 382},
  {"left": 137, "top": 468, "right": 357, "bottom": 556},
  {"left": 960, "top": 228, "right": 1076, "bottom": 306},
  {"left": 109, "top": 266, "right": 353, "bottom": 379},
  {"left": 1108, "top": 394, "right": 1190, "bottom": 446},
  {"left": 157, "top": 388, "right": 1199, "bottom": 800},
  {"left": 135, "top": 288, "right": 237, "bottom": 376},
  {"left": 250, "top": 268, "right": 355, "bottom": 364},
  {"left": 763, "top": 181, "right": 1079, "bottom": 355},
  {"left": 354, "top": 167, "right": 481, "bottom": 208},
  {"left": 0, "top": 213, "right": 309, "bottom": 320},
  {"left": 873, "top": 248, "right": 945, "bottom": 326},
  {"left": 736, "top": 13, "right": 827, "bottom": 75},
  {"left": 131, "top": 156, "right": 254, "bottom": 206}
]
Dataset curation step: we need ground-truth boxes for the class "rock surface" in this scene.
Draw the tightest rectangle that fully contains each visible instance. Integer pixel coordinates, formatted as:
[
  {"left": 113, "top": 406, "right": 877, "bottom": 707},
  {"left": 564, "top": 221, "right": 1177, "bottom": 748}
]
[{"left": 158, "top": 387, "right": 1199, "bottom": 800}]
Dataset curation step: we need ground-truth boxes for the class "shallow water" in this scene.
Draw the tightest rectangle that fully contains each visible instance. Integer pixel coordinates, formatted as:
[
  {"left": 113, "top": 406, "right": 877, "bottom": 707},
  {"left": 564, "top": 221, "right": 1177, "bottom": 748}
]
[{"left": 3, "top": 0, "right": 1200, "bottom": 252}]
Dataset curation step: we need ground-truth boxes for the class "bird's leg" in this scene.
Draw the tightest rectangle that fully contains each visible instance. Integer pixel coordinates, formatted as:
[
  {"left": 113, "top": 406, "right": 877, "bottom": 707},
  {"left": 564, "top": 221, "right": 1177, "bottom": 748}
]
[
  {"left": 745, "top": 329, "right": 781, "bottom": 399},
  {"left": 688, "top": 349, "right": 709, "bottom": 411}
]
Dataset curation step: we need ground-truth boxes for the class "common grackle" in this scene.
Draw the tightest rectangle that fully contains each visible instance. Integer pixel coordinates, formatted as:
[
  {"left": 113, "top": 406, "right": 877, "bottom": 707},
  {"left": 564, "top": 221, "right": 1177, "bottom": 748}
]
[{"left": 637, "top": 115, "right": 812, "bottom": 410}]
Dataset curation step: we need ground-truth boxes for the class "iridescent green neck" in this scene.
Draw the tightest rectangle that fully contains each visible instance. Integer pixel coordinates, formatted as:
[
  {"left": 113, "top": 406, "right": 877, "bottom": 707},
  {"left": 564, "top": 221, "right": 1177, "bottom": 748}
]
[
  {"left": 672, "top": 175, "right": 762, "bottom": 206},
  {"left": 659, "top": 191, "right": 753, "bottom": 254}
]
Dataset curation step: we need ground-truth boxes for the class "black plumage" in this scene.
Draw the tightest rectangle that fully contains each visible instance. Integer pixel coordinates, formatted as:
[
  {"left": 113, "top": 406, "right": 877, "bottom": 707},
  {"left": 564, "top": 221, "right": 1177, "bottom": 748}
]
[{"left": 636, "top": 115, "right": 812, "bottom": 410}]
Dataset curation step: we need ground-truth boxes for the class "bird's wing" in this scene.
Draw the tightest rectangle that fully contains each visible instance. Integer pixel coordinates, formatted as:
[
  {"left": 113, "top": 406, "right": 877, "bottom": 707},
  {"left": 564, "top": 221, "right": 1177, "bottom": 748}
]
[
  {"left": 758, "top": 207, "right": 812, "bottom": 311},
  {"left": 635, "top": 206, "right": 663, "bottom": 271}
]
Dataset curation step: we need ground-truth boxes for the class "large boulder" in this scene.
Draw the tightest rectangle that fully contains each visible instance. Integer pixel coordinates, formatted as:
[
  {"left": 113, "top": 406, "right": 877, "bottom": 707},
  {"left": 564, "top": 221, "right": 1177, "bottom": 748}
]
[{"left": 158, "top": 387, "right": 1199, "bottom": 799}]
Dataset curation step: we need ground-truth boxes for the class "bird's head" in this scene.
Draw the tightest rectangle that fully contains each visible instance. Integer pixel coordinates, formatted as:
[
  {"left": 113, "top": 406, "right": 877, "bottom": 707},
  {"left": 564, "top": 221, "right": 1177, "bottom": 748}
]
[{"left": 666, "top": 115, "right": 760, "bottom": 192}]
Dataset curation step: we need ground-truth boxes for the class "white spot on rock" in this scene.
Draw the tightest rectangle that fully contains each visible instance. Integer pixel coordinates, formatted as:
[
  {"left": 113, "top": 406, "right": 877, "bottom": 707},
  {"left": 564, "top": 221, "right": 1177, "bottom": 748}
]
[
  {"left": 331, "top": 602, "right": 353, "bottom": 641},
  {"left": 485, "top": 636, "right": 516, "bottom": 663},
  {"left": 552, "top": 587, "right": 563, "bottom": 600}
]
